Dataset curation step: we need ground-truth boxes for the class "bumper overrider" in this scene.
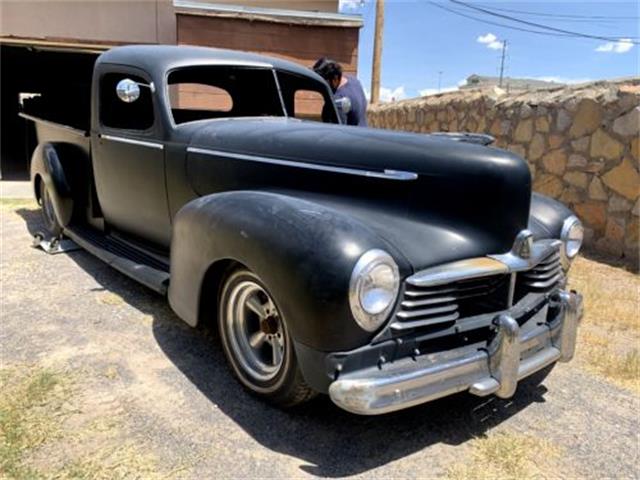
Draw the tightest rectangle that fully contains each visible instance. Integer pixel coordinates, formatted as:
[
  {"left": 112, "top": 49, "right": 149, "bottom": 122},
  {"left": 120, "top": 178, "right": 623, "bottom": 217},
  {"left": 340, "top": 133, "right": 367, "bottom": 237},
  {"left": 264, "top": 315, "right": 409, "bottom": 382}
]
[{"left": 329, "top": 290, "right": 582, "bottom": 414}]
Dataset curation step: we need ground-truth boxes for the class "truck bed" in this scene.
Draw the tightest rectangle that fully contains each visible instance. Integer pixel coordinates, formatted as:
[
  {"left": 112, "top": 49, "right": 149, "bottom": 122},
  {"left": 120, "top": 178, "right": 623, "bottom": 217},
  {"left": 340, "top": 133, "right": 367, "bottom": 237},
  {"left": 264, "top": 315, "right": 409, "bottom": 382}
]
[{"left": 19, "top": 113, "right": 90, "bottom": 154}]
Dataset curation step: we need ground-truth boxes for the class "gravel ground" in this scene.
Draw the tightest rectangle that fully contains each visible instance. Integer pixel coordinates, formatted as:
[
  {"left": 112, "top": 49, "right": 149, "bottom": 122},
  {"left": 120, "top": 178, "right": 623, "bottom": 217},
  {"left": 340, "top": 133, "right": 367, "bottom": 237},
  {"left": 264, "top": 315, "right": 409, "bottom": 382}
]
[{"left": 1, "top": 199, "right": 639, "bottom": 479}]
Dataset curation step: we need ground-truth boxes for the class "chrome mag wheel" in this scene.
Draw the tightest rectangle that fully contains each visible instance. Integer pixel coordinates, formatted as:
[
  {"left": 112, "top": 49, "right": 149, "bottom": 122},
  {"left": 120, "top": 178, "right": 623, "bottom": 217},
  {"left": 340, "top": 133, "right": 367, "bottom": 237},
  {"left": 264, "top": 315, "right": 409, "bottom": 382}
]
[{"left": 224, "top": 279, "right": 286, "bottom": 382}]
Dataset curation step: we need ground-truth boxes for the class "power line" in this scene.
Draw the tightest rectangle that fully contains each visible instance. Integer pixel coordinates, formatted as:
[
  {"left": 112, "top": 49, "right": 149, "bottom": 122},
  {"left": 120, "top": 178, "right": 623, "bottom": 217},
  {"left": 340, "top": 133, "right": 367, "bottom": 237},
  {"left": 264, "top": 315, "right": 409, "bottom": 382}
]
[
  {"left": 428, "top": 2, "right": 583, "bottom": 39},
  {"left": 475, "top": 3, "right": 640, "bottom": 21},
  {"left": 449, "top": 0, "right": 640, "bottom": 43}
]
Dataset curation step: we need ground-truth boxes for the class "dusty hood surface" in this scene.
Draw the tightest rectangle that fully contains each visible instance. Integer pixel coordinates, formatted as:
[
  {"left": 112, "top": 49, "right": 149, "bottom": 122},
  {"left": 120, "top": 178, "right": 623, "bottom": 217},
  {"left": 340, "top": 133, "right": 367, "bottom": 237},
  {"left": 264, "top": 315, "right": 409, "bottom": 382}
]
[{"left": 185, "top": 118, "right": 532, "bottom": 270}]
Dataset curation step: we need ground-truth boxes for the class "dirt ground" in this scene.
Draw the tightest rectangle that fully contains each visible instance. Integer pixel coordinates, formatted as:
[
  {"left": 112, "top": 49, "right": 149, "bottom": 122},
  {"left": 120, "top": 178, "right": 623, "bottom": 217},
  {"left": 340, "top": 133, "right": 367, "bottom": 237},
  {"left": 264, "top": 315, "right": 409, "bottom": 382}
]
[{"left": 1, "top": 198, "right": 639, "bottom": 479}]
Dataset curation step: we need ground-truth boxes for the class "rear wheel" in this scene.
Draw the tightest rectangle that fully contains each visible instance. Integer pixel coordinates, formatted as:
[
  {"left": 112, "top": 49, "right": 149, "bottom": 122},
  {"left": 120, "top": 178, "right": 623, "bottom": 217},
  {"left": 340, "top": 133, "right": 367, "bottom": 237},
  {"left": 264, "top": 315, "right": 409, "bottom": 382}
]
[
  {"left": 218, "top": 268, "right": 316, "bottom": 407},
  {"left": 39, "top": 181, "right": 63, "bottom": 237}
]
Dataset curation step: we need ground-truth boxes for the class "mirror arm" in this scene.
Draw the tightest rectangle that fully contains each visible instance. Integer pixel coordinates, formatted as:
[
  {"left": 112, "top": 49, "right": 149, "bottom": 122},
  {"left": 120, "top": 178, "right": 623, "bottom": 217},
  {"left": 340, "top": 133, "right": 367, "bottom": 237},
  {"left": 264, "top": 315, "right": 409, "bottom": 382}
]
[{"left": 137, "top": 82, "right": 156, "bottom": 94}]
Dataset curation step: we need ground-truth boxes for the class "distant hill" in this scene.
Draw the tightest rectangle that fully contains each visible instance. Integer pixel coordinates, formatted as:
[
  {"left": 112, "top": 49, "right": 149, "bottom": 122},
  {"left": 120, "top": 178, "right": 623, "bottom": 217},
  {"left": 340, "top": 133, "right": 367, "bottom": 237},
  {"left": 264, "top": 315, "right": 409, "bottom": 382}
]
[{"left": 461, "top": 74, "right": 565, "bottom": 91}]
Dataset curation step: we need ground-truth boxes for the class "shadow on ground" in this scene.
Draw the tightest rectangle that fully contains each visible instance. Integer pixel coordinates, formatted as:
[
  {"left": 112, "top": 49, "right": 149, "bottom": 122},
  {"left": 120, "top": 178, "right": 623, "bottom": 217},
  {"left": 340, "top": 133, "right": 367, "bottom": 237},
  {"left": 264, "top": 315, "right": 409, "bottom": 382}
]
[{"left": 16, "top": 207, "right": 550, "bottom": 477}]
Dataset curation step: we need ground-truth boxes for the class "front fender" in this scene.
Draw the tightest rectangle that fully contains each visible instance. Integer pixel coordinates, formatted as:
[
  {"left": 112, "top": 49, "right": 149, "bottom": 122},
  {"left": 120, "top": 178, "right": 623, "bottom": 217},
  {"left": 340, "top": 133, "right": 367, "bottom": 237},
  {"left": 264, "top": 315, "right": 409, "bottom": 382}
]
[
  {"left": 168, "top": 191, "right": 411, "bottom": 351},
  {"left": 528, "top": 192, "right": 574, "bottom": 240},
  {"left": 30, "top": 143, "right": 74, "bottom": 227}
]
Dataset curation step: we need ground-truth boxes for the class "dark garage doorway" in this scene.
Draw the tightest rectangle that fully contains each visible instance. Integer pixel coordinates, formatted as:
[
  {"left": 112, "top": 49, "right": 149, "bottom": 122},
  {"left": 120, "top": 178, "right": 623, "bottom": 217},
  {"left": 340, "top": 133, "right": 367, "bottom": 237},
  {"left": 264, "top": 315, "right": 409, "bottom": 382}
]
[{"left": 0, "top": 45, "right": 98, "bottom": 179}]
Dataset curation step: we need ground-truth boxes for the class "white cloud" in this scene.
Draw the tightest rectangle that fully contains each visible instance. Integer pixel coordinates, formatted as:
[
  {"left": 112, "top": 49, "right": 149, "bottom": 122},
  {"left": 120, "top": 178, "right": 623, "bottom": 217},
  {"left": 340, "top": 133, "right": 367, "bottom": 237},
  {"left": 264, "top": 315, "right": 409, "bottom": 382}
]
[
  {"left": 418, "top": 86, "right": 459, "bottom": 96},
  {"left": 380, "top": 86, "right": 406, "bottom": 102},
  {"left": 339, "top": 0, "right": 366, "bottom": 11},
  {"left": 595, "top": 38, "right": 634, "bottom": 54},
  {"left": 364, "top": 86, "right": 406, "bottom": 102},
  {"left": 477, "top": 32, "right": 504, "bottom": 50}
]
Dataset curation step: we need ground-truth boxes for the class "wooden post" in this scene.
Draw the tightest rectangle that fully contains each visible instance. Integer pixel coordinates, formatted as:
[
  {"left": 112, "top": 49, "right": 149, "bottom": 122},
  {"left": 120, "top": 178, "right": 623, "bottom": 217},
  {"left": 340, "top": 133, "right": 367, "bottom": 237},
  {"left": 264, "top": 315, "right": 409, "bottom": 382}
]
[{"left": 370, "top": 0, "right": 384, "bottom": 104}]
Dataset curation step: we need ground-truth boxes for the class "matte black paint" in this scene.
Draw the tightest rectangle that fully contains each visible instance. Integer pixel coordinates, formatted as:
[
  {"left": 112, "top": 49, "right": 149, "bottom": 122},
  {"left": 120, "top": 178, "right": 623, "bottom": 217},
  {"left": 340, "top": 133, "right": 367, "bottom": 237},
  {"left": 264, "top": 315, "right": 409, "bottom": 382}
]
[{"left": 22, "top": 45, "right": 578, "bottom": 380}]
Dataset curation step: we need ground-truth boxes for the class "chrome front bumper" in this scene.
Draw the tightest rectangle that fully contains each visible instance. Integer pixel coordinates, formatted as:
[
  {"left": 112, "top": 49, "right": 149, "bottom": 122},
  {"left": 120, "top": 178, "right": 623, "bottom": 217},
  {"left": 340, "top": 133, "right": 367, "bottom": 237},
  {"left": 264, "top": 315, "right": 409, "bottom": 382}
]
[{"left": 329, "top": 291, "right": 583, "bottom": 415}]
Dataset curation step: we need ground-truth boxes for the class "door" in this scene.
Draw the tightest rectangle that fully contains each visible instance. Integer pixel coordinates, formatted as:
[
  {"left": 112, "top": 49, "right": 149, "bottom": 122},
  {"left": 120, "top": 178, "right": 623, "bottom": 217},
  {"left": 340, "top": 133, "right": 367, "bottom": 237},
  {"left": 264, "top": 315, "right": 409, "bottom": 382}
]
[{"left": 92, "top": 70, "right": 171, "bottom": 248}]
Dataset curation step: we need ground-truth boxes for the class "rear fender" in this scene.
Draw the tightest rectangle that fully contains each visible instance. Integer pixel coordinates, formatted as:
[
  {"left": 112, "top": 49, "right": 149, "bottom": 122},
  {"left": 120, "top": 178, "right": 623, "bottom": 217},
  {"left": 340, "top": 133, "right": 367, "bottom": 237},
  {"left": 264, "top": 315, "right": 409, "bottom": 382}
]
[
  {"left": 168, "top": 191, "right": 411, "bottom": 352},
  {"left": 30, "top": 143, "right": 76, "bottom": 227}
]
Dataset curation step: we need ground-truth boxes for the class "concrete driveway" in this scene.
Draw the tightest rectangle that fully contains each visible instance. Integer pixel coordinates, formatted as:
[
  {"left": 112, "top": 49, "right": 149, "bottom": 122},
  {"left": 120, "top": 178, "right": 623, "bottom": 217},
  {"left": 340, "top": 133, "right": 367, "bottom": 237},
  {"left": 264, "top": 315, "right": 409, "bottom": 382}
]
[{"left": 1, "top": 196, "right": 638, "bottom": 479}]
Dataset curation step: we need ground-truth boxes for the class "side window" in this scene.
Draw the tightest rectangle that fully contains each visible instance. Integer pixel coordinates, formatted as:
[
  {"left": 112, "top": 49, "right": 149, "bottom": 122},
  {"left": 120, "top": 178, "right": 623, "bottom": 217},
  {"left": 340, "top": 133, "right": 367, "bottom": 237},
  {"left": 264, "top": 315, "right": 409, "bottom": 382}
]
[
  {"left": 276, "top": 71, "right": 338, "bottom": 124},
  {"left": 293, "top": 90, "right": 326, "bottom": 121},
  {"left": 100, "top": 73, "right": 154, "bottom": 130}
]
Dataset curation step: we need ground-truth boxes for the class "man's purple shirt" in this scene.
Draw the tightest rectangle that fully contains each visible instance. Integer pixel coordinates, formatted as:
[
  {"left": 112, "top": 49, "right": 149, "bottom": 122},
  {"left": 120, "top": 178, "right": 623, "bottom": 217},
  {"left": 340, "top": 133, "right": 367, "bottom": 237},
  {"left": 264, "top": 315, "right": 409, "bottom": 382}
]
[{"left": 335, "top": 76, "right": 368, "bottom": 127}]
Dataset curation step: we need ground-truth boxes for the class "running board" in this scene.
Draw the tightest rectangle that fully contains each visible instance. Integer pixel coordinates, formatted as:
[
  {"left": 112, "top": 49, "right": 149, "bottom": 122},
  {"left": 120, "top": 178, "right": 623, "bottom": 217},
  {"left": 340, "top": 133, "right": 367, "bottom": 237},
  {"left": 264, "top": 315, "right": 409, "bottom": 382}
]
[{"left": 64, "top": 226, "right": 170, "bottom": 295}]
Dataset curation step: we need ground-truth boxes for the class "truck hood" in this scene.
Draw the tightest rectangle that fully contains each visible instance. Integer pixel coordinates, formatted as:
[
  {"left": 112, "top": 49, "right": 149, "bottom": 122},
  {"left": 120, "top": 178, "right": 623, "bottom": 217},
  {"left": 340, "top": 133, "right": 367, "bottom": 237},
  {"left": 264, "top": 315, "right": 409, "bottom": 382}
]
[{"left": 186, "top": 118, "right": 531, "bottom": 270}]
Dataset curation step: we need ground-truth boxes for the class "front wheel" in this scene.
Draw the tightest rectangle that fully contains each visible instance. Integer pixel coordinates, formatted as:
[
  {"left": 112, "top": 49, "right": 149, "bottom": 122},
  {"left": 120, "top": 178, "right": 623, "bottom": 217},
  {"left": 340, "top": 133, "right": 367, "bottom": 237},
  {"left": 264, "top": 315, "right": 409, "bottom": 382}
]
[
  {"left": 218, "top": 268, "right": 317, "bottom": 407},
  {"left": 39, "top": 181, "right": 63, "bottom": 237}
]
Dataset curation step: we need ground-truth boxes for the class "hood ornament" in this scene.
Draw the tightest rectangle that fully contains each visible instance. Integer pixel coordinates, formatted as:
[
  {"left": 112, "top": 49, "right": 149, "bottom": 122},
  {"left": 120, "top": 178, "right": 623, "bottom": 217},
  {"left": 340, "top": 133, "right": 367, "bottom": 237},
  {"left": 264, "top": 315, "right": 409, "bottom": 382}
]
[{"left": 512, "top": 230, "right": 533, "bottom": 259}]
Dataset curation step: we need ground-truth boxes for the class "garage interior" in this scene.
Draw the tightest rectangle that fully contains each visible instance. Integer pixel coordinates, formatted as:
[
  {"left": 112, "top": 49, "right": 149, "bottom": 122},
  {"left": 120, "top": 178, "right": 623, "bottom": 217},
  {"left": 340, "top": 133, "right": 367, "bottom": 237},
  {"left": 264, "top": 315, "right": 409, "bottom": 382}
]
[
  {"left": 1, "top": 45, "right": 99, "bottom": 179},
  {"left": 0, "top": 1, "right": 361, "bottom": 179}
]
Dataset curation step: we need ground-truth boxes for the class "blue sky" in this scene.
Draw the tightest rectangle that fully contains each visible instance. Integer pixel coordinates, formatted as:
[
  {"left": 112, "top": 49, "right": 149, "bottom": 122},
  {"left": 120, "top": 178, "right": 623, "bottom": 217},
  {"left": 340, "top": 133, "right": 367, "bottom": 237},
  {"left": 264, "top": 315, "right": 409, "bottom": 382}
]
[{"left": 338, "top": 1, "right": 639, "bottom": 101}]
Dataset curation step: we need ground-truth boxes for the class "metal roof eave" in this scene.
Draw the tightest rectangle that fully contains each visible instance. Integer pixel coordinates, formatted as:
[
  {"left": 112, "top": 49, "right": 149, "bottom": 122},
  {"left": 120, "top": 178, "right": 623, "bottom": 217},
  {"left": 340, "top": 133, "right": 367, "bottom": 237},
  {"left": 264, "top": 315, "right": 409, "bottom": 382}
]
[{"left": 173, "top": 0, "right": 364, "bottom": 28}]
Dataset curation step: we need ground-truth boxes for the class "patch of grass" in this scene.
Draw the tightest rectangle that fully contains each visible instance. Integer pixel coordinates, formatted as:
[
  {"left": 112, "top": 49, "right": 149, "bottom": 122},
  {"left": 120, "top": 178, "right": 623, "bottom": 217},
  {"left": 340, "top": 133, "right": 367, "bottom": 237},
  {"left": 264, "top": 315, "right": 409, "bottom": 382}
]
[
  {"left": 0, "top": 365, "right": 170, "bottom": 479},
  {"left": 568, "top": 256, "right": 640, "bottom": 392},
  {"left": 95, "top": 291, "right": 125, "bottom": 306},
  {"left": 0, "top": 367, "right": 71, "bottom": 479},
  {"left": 0, "top": 198, "right": 36, "bottom": 210},
  {"left": 447, "top": 431, "right": 567, "bottom": 480},
  {"left": 578, "top": 332, "right": 640, "bottom": 392},
  {"left": 55, "top": 443, "right": 162, "bottom": 480},
  {"left": 569, "top": 256, "right": 639, "bottom": 332}
]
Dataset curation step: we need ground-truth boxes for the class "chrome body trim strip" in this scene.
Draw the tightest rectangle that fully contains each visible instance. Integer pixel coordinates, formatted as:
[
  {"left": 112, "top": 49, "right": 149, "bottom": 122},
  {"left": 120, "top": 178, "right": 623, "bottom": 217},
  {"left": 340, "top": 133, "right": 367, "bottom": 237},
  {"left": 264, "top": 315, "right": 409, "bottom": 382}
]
[
  {"left": 407, "top": 238, "right": 562, "bottom": 289},
  {"left": 328, "top": 291, "right": 582, "bottom": 415},
  {"left": 100, "top": 134, "right": 164, "bottom": 150},
  {"left": 187, "top": 147, "right": 418, "bottom": 181},
  {"left": 407, "top": 257, "right": 509, "bottom": 287},
  {"left": 489, "top": 239, "right": 562, "bottom": 272}
]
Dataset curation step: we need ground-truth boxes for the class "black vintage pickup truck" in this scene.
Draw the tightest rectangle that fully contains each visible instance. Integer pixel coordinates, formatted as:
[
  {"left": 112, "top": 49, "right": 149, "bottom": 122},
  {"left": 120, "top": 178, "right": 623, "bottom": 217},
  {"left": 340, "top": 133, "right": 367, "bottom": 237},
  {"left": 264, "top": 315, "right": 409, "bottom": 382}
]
[{"left": 22, "top": 45, "right": 584, "bottom": 415}]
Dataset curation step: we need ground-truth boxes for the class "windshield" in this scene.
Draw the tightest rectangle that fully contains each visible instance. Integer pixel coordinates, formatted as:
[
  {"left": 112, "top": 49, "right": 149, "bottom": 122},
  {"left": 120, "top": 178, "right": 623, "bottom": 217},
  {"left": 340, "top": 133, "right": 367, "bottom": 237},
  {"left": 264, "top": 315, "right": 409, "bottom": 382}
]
[{"left": 167, "top": 65, "right": 339, "bottom": 125}]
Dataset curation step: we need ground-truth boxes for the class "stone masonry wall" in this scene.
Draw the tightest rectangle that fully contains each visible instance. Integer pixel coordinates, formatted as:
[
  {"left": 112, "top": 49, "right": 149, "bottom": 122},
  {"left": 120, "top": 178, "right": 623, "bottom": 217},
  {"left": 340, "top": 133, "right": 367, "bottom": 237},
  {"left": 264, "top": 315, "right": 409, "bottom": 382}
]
[{"left": 368, "top": 80, "right": 640, "bottom": 267}]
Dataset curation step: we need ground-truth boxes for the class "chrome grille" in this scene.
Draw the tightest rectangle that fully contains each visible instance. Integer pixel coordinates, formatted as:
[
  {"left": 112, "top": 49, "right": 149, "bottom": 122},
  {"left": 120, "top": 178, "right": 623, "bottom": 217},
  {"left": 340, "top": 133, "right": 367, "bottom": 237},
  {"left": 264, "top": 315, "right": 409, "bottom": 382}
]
[
  {"left": 517, "top": 251, "right": 564, "bottom": 291},
  {"left": 391, "top": 274, "right": 510, "bottom": 332},
  {"left": 513, "top": 251, "right": 564, "bottom": 304}
]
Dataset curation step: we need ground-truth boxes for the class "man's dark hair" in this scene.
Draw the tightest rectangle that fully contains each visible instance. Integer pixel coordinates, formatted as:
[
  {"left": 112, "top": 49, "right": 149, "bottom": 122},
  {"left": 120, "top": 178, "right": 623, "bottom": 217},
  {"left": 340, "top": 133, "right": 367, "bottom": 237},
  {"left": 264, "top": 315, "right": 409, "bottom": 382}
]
[{"left": 313, "top": 57, "right": 343, "bottom": 82}]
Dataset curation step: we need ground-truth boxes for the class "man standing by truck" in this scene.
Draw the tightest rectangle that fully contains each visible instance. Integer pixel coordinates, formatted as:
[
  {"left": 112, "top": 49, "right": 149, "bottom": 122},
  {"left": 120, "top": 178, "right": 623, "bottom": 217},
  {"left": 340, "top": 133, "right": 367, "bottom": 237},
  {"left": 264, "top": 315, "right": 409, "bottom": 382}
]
[{"left": 313, "top": 57, "right": 368, "bottom": 127}]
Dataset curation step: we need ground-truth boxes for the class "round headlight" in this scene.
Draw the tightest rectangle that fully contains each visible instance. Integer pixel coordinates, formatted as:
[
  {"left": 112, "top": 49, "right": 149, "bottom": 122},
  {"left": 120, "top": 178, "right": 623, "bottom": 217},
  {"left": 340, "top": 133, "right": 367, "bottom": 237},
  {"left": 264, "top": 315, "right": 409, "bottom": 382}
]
[
  {"left": 561, "top": 215, "right": 583, "bottom": 260},
  {"left": 349, "top": 249, "right": 400, "bottom": 332}
]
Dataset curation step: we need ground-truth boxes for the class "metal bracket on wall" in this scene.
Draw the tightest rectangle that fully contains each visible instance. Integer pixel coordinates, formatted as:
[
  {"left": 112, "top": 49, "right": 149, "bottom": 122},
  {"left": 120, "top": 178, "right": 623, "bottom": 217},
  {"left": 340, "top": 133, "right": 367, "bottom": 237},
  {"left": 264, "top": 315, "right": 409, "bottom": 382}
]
[{"left": 32, "top": 232, "right": 81, "bottom": 255}]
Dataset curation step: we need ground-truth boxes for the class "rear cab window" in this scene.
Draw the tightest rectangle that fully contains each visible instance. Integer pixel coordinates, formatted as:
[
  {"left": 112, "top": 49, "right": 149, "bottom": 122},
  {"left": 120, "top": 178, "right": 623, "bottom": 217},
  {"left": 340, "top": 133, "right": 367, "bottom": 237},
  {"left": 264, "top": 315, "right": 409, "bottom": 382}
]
[{"left": 166, "top": 66, "right": 339, "bottom": 125}]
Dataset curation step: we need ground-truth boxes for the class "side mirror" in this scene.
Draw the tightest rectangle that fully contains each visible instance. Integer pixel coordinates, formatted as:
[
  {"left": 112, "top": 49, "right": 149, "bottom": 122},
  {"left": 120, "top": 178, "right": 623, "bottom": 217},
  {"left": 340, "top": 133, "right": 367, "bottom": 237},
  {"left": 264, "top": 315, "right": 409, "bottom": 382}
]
[
  {"left": 335, "top": 96, "right": 352, "bottom": 114},
  {"left": 116, "top": 78, "right": 141, "bottom": 103}
]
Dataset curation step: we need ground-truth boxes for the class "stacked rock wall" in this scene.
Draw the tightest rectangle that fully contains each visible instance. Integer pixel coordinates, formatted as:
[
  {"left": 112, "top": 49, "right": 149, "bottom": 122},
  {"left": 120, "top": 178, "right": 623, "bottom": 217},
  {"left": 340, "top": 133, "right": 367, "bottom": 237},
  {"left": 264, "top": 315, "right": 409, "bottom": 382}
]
[{"left": 368, "top": 80, "right": 640, "bottom": 266}]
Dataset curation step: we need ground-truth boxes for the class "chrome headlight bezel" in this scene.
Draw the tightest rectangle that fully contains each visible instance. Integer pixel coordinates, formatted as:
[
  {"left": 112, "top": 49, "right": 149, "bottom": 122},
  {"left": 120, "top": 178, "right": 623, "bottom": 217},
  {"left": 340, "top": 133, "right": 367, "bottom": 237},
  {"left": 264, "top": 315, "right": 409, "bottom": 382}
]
[
  {"left": 560, "top": 215, "right": 583, "bottom": 267},
  {"left": 349, "top": 249, "right": 400, "bottom": 332}
]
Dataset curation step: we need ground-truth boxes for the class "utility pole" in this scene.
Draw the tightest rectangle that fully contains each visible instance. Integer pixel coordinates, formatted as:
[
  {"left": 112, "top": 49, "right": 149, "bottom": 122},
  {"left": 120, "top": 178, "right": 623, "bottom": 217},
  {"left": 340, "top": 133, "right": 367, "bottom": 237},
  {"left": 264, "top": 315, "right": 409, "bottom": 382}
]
[
  {"left": 370, "top": 0, "right": 384, "bottom": 104},
  {"left": 438, "top": 71, "right": 443, "bottom": 93},
  {"left": 498, "top": 39, "right": 507, "bottom": 88}
]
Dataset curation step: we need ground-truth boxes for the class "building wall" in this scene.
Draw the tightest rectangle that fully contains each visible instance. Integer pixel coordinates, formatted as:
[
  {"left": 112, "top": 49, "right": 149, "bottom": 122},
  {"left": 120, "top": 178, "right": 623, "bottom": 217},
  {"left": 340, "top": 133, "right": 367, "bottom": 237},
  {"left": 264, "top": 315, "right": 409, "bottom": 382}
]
[
  {"left": 368, "top": 81, "right": 640, "bottom": 267},
  {"left": 211, "top": 0, "right": 339, "bottom": 12},
  {"left": 176, "top": 14, "right": 358, "bottom": 74},
  {"left": 0, "top": 0, "right": 177, "bottom": 45},
  {"left": 0, "top": 0, "right": 340, "bottom": 47}
]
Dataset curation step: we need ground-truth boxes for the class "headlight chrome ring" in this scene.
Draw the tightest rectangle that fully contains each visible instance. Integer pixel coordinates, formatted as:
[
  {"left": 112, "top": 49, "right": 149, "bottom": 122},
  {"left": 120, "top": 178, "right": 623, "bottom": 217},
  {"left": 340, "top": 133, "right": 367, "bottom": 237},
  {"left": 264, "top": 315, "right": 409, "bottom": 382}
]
[
  {"left": 349, "top": 249, "right": 400, "bottom": 332},
  {"left": 561, "top": 215, "right": 583, "bottom": 267}
]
